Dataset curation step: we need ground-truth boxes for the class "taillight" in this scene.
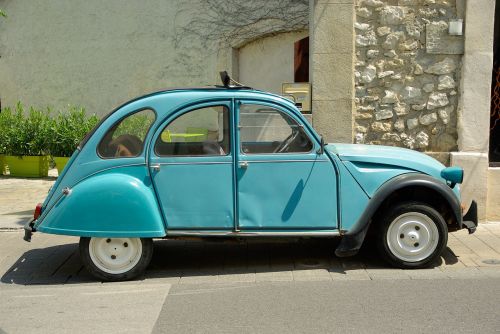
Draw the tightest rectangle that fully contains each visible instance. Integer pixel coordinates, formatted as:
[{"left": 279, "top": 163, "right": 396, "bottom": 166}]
[{"left": 33, "top": 203, "right": 43, "bottom": 220}]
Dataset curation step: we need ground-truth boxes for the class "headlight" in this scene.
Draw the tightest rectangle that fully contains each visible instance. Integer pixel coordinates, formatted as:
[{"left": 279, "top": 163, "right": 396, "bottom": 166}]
[{"left": 441, "top": 166, "right": 464, "bottom": 186}]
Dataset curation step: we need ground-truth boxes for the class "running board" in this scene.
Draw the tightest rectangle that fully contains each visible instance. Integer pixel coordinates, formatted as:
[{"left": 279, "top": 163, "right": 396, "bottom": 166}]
[{"left": 166, "top": 230, "right": 341, "bottom": 238}]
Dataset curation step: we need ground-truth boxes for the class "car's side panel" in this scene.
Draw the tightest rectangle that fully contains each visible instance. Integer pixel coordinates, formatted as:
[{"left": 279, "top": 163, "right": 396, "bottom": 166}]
[
  {"left": 37, "top": 166, "right": 165, "bottom": 237},
  {"left": 237, "top": 157, "right": 338, "bottom": 229},
  {"left": 342, "top": 161, "right": 414, "bottom": 198},
  {"left": 333, "top": 159, "right": 370, "bottom": 232},
  {"left": 151, "top": 159, "right": 235, "bottom": 230}
]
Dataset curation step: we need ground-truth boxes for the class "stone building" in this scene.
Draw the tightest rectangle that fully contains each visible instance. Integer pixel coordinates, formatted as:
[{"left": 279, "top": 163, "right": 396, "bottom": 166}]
[{"left": 0, "top": 0, "right": 497, "bottom": 219}]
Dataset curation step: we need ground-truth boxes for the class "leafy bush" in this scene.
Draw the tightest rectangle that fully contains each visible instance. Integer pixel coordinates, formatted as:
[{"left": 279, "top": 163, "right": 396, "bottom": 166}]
[
  {"left": 0, "top": 103, "right": 99, "bottom": 157},
  {"left": 48, "top": 107, "right": 99, "bottom": 157},
  {"left": 0, "top": 103, "right": 52, "bottom": 156},
  {"left": 0, "top": 107, "right": 14, "bottom": 154}
]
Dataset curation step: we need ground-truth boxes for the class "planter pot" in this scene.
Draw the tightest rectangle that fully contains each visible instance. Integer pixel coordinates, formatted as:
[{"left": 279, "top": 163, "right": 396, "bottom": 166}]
[
  {"left": 53, "top": 156, "right": 70, "bottom": 175},
  {"left": 5, "top": 155, "right": 49, "bottom": 178},
  {"left": 0, "top": 155, "right": 6, "bottom": 175}
]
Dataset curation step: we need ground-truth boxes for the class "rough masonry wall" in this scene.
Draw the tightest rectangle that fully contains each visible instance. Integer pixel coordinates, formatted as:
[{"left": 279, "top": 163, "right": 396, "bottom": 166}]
[{"left": 354, "top": 0, "right": 463, "bottom": 154}]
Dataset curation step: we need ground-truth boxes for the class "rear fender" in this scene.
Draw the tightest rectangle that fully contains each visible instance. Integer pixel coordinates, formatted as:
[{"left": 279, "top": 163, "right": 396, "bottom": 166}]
[{"left": 36, "top": 171, "right": 165, "bottom": 237}]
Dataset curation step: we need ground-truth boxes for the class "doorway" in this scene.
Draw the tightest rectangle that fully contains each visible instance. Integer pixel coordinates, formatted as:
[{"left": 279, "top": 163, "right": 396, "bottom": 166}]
[{"left": 490, "top": 1, "right": 500, "bottom": 165}]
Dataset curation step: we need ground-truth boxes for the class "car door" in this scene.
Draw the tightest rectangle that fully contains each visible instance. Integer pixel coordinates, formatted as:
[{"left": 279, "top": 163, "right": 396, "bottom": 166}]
[
  {"left": 149, "top": 101, "right": 235, "bottom": 230},
  {"left": 236, "top": 101, "right": 338, "bottom": 230}
]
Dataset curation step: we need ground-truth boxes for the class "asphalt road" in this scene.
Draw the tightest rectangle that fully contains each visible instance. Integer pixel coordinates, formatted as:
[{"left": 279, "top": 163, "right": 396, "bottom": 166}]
[
  {"left": 153, "top": 279, "right": 500, "bottom": 334},
  {"left": 1, "top": 278, "right": 499, "bottom": 334}
]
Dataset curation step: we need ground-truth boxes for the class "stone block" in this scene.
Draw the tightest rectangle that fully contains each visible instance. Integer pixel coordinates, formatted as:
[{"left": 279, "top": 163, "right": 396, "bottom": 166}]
[
  {"left": 381, "top": 90, "right": 398, "bottom": 104},
  {"left": 450, "top": 152, "right": 488, "bottom": 220},
  {"left": 459, "top": 52, "right": 493, "bottom": 151},
  {"left": 426, "top": 21, "right": 464, "bottom": 55},
  {"left": 438, "top": 75, "right": 455, "bottom": 90},
  {"left": 425, "top": 57, "right": 457, "bottom": 75},
  {"left": 359, "top": 65, "right": 377, "bottom": 83},
  {"left": 379, "top": 6, "right": 407, "bottom": 25},
  {"left": 312, "top": 53, "right": 354, "bottom": 101},
  {"left": 356, "top": 7, "right": 372, "bottom": 18},
  {"left": 356, "top": 31, "right": 377, "bottom": 47},
  {"left": 371, "top": 121, "right": 392, "bottom": 132},
  {"left": 312, "top": 99, "right": 354, "bottom": 143},
  {"left": 415, "top": 131, "right": 429, "bottom": 148},
  {"left": 375, "top": 109, "right": 394, "bottom": 120},
  {"left": 419, "top": 112, "right": 437, "bottom": 125},
  {"left": 313, "top": 3, "right": 354, "bottom": 54},
  {"left": 427, "top": 92, "right": 449, "bottom": 110},
  {"left": 486, "top": 168, "right": 500, "bottom": 221},
  {"left": 462, "top": 0, "right": 495, "bottom": 53}
]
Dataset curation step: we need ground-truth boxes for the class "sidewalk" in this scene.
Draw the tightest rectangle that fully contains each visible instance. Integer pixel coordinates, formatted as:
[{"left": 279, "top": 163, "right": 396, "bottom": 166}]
[
  {"left": 1, "top": 173, "right": 500, "bottom": 285},
  {"left": 0, "top": 169, "right": 57, "bottom": 230}
]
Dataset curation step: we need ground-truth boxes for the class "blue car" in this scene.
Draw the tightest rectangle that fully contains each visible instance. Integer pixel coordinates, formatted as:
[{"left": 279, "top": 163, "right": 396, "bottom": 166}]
[{"left": 24, "top": 73, "right": 478, "bottom": 281}]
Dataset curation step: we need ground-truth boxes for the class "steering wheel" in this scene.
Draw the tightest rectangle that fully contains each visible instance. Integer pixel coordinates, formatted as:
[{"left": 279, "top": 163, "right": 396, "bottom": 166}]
[{"left": 273, "top": 130, "right": 299, "bottom": 153}]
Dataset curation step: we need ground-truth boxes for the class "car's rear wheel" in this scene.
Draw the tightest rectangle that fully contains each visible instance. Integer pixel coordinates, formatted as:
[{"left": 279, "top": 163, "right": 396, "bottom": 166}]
[
  {"left": 377, "top": 202, "right": 448, "bottom": 268},
  {"left": 79, "top": 237, "right": 153, "bottom": 281}
]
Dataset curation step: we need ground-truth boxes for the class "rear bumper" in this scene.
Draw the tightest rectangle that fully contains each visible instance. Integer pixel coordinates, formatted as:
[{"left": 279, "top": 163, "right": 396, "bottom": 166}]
[
  {"left": 23, "top": 219, "right": 36, "bottom": 242},
  {"left": 462, "top": 200, "right": 478, "bottom": 234}
]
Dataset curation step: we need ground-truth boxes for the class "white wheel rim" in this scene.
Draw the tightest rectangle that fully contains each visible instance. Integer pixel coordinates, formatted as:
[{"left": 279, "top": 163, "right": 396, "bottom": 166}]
[
  {"left": 89, "top": 238, "right": 142, "bottom": 275},
  {"left": 386, "top": 212, "right": 439, "bottom": 262}
]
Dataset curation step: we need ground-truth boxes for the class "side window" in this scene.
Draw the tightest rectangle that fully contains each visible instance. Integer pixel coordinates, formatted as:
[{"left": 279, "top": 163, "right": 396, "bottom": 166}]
[
  {"left": 239, "top": 104, "right": 313, "bottom": 154},
  {"left": 98, "top": 109, "right": 155, "bottom": 158},
  {"left": 154, "top": 105, "right": 230, "bottom": 156}
]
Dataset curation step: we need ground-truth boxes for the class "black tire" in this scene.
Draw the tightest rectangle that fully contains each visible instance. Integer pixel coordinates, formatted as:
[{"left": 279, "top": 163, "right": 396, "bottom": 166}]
[
  {"left": 376, "top": 202, "right": 448, "bottom": 269},
  {"left": 79, "top": 237, "right": 153, "bottom": 281}
]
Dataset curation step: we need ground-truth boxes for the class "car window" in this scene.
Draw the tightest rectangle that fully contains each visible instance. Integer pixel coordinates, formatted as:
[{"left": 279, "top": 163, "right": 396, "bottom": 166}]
[
  {"left": 154, "top": 105, "right": 230, "bottom": 156},
  {"left": 239, "top": 104, "right": 313, "bottom": 154},
  {"left": 97, "top": 109, "right": 155, "bottom": 158}
]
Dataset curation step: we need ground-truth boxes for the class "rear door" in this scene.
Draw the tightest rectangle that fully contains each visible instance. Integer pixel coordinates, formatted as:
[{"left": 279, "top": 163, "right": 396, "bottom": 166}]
[{"left": 149, "top": 101, "right": 235, "bottom": 230}]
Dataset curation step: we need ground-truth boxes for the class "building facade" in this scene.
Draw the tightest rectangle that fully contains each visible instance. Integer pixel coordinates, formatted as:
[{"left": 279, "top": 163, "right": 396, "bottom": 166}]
[{"left": 0, "top": 0, "right": 497, "bottom": 219}]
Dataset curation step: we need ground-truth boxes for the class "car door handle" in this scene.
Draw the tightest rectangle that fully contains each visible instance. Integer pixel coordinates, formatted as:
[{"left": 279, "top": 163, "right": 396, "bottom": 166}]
[
  {"left": 239, "top": 161, "right": 249, "bottom": 169},
  {"left": 150, "top": 164, "right": 161, "bottom": 171}
]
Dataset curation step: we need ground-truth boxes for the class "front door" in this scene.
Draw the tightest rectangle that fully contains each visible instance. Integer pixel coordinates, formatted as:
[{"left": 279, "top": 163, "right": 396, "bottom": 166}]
[
  {"left": 149, "top": 102, "right": 234, "bottom": 230},
  {"left": 236, "top": 101, "right": 338, "bottom": 230}
]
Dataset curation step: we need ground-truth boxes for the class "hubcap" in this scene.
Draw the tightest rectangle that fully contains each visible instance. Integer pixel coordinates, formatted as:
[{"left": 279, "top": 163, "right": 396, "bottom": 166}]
[
  {"left": 89, "top": 238, "right": 142, "bottom": 274},
  {"left": 386, "top": 212, "right": 439, "bottom": 262}
]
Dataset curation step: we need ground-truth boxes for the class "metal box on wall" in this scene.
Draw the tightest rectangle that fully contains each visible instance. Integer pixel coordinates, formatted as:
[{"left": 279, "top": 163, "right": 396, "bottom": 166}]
[{"left": 282, "top": 83, "right": 311, "bottom": 113}]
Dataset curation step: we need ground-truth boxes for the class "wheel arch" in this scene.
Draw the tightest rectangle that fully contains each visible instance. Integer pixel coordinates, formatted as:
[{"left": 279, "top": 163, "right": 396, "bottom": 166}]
[
  {"left": 335, "top": 173, "right": 461, "bottom": 257},
  {"left": 36, "top": 172, "right": 166, "bottom": 238}
]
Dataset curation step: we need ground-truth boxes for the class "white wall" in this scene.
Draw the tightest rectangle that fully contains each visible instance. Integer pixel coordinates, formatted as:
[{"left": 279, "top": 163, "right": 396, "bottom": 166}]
[
  {"left": 0, "top": 0, "right": 218, "bottom": 116},
  {"left": 238, "top": 31, "right": 308, "bottom": 95}
]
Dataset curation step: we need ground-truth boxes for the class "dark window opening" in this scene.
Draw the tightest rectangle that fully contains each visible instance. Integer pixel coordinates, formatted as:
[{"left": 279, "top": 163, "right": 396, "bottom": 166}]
[
  {"left": 294, "top": 36, "right": 309, "bottom": 83},
  {"left": 490, "top": 3, "right": 500, "bottom": 165}
]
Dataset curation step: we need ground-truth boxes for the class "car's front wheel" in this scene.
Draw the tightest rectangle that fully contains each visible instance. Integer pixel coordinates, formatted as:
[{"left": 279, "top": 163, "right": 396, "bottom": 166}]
[
  {"left": 79, "top": 237, "right": 153, "bottom": 281},
  {"left": 377, "top": 202, "right": 448, "bottom": 269}
]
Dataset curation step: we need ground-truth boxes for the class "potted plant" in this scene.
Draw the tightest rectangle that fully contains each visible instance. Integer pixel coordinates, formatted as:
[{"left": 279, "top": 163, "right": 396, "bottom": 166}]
[
  {"left": 0, "top": 107, "right": 13, "bottom": 175},
  {"left": 4, "top": 103, "right": 51, "bottom": 177},
  {"left": 49, "top": 107, "right": 98, "bottom": 175}
]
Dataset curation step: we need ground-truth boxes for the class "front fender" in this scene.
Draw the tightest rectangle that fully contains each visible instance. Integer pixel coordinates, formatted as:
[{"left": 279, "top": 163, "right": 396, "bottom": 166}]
[
  {"left": 36, "top": 171, "right": 165, "bottom": 237},
  {"left": 335, "top": 173, "right": 462, "bottom": 257},
  {"left": 347, "top": 173, "right": 462, "bottom": 235}
]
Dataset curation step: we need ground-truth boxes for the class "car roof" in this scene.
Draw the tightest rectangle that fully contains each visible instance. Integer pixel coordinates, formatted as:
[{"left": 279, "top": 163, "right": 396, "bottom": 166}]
[{"left": 79, "top": 86, "right": 297, "bottom": 149}]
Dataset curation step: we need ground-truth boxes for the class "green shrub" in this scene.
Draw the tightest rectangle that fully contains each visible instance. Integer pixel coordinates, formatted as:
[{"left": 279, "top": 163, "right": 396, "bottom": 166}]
[
  {"left": 0, "top": 103, "right": 99, "bottom": 157},
  {"left": 48, "top": 106, "right": 99, "bottom": 157},
  {"left": 0, "top": 107, "right": 13, "bottom": 154},
  {"left": 1, "top": 103, "right": 51, "bottom": 156}
]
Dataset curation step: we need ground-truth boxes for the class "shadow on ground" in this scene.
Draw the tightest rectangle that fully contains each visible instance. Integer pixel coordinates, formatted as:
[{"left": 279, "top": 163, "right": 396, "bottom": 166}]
[{"left": 0, "top": 239, "right": 459, "bottom": 285}]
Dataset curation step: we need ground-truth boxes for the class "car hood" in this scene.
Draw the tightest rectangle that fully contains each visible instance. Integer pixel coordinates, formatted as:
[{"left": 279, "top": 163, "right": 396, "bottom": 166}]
[{"left": 325, "top": 143, "right": 445, "bottom": 178}]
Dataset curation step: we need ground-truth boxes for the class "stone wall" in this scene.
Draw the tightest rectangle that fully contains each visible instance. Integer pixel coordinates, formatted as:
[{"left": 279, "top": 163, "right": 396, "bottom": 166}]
[{"left": 354, "top": 0, "right": 464, "bottom": 155}]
